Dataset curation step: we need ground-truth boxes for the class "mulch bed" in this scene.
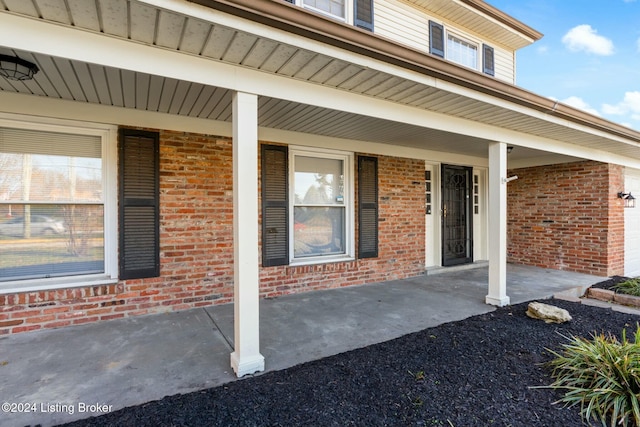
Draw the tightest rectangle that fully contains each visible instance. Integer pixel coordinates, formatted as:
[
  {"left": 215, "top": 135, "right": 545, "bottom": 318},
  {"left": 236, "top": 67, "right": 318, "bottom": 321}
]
[
  {"left": 589, "top": 276, "right": 629, "bottom": 291},
  {"left": 57, "top": 299, "right": 639, "bottom": 427}
]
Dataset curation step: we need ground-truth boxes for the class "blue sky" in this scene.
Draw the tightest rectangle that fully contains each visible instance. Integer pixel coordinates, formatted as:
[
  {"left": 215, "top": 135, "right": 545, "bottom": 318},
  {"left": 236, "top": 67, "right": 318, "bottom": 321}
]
[{"left": 486, "top": 0, "right": 640, "bottom": 130}]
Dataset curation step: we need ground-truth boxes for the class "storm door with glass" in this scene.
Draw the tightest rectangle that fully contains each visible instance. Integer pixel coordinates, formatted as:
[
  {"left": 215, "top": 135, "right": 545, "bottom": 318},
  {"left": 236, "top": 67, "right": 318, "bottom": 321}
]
[{"left": 441, "top": 164, "right": 473, "bottom": 266}]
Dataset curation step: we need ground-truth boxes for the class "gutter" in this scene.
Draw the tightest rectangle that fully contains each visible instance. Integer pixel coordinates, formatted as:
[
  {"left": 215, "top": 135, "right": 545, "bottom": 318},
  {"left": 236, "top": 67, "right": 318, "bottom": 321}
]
[{"left": 187, "top": 0, "right": 640, "bottom": 145}]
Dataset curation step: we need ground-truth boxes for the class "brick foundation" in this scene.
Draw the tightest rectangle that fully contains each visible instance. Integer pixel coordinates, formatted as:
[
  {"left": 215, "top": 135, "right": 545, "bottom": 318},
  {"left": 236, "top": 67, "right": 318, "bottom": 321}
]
[{"left": 507, "top": 161, "right": 624, "bottom": 276}]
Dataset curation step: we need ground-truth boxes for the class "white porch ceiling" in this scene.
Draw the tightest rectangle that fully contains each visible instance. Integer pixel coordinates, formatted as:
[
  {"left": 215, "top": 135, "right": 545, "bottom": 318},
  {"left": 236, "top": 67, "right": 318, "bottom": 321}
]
[{"left": 0, "top": 0, "right": 636, "bottom": 166}]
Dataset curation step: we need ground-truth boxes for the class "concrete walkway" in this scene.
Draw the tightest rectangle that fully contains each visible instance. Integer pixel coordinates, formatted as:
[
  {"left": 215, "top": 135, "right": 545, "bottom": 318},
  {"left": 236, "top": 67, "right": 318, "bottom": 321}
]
[{"left": 0, "top": 265, "right": 607, "bottom": 427}]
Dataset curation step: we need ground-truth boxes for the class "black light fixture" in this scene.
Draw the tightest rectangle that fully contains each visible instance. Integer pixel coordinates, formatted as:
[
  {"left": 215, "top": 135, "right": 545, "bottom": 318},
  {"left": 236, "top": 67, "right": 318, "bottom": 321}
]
[
  {"left": 618, "top": 191, "right": 636, "bottom": 208},
  {"left": 506, "top": 146, "right": 514, "bottom": 154},
  {"left": 0, "top": 54, "right": 39, "bottom": 81}
]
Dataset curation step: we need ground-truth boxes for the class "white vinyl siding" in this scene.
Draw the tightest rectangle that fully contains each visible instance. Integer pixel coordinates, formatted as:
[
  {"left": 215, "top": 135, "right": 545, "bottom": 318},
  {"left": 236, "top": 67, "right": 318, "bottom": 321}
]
[
  {"left": 493, "top": 46, "right": 515, "bottom": 84},
  {"left": 373, "top": 0, "right": 516, "bottom": 84},
  {"left": 624, "top": 168, "right": 640, "bottom": 276},
  {"left": 374, "top": 0, "right": 430, "bottom": 53}
]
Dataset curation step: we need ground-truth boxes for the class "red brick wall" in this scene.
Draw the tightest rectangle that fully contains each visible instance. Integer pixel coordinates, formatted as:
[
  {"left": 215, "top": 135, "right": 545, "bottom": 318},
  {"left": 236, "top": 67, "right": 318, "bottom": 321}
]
[
  {"left": 507, "top": 161, "right": 624, "bottom": 276},
  {"left": 1, "top": 133, "right": 426, "bottom": 335},
  {"left": 0, "top": 130, "right": 236, "bottom": 335},
  {"left": 259, "top": 152, "right": 426, "bottom": 297}
]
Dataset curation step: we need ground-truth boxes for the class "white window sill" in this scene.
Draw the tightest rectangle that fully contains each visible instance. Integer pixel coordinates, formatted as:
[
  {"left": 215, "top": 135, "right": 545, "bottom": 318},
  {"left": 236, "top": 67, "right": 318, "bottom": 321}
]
[
  {"left": 0, "top": 275, "right": 118, "bottom": 295},
  {"left": 289, "top": 255, "right": 355, "bottom": 267}
]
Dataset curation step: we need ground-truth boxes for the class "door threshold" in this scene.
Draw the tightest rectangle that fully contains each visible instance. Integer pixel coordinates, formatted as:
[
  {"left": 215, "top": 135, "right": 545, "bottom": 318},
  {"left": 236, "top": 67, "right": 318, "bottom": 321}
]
[{"left": 425, "top": 261, "right": 488, "bottom": 276}]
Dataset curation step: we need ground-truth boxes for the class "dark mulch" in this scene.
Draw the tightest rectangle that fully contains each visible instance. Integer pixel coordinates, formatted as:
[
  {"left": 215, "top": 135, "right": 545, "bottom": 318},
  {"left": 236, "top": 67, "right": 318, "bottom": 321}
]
[
  {"left": 589, "top": 276, "right": 629, "bottom": 291},
  {"left": 58, "top": 299, "right": 639, "bottom": 427}
]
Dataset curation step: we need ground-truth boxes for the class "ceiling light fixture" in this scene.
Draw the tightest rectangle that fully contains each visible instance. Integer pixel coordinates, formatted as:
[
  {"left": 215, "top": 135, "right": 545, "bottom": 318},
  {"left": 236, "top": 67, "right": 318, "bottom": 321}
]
[{"left": 0, "top": 54, "right": 39, "bottom": 81}]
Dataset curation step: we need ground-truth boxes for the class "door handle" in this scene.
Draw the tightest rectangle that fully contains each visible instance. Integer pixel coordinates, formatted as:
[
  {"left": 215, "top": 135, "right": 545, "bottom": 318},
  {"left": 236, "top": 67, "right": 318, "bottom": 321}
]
[{"left": 442, "top": 204, "right": 447, "bottom": 218}]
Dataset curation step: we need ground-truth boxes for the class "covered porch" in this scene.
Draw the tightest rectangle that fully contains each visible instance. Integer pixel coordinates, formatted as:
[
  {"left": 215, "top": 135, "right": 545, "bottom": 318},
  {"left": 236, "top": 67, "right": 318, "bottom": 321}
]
[
  {"left": 2, "top": 0, "right": 640, "bottom": 378},
  {"left": 1, "top": 264, "right": 607, "bottom": 427}
]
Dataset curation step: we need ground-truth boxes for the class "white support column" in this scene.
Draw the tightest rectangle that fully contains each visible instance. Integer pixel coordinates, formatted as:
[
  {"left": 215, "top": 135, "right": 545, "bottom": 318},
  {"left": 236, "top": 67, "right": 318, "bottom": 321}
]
[
  {"left": 486, "top": 142, "right": 510, "bottom": 306},
  {"left": 231, "top": 91, "right": 265, "bottom": 377}
]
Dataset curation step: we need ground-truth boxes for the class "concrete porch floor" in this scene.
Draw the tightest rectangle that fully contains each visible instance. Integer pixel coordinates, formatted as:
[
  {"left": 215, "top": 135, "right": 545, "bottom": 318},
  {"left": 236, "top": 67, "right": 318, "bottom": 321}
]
[{"left": 0, "top": 264, "right": 608, "bottom": 427}]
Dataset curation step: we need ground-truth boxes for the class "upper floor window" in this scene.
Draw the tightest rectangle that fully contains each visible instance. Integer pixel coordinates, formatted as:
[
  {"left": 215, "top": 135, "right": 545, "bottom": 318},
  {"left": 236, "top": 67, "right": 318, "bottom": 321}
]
[
  {"left": 303, "top": 0, "right": 345, "bottom": 20},
  {"left": 429, "top": 21, "right": 494, "bottom": 76},
  {"left": 447, "top": 33, "right": 478, "bottom": 70},
  {"left": 283, "top": 0, "right": 373, "bottom": 31}
]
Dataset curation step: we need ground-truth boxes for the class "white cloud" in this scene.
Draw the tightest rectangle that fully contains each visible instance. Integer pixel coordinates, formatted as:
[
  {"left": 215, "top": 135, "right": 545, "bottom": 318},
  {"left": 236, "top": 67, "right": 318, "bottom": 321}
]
[
  {"left": 562, "top": 25, "right": 614, "bottom": 55},
  {"left": 536, "top": 45, "right": 549, "bottom": 54},
  {"left": 603, "top": 91, "right": 640, "bottom": 116},
  {"left": 602, "top": 103, "right": 625, "bottom": 115},
  {"left": 561, "top": 96, "right": 601, "bottom": 116}
]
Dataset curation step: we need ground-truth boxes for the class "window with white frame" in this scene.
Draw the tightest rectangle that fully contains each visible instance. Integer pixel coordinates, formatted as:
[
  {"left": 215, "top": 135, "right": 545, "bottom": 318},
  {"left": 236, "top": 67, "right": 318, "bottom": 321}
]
[
  {"left": 303, "top": 0, "right": 346, "bottom": 20},
  {"left": 447, "top": 33, "right": 478, "bottom": 70},
  {"left": 429, "top": 21, "right": 495, "bottom": 76},
  {"left": 283, "top": 0, "right": 374, "bottom": 31},
  {"left": 291, "top": 148, "right": 352, "bottom": 261},
  {"left": 0, "top": 120, "right": 116, "bottom": 289}
]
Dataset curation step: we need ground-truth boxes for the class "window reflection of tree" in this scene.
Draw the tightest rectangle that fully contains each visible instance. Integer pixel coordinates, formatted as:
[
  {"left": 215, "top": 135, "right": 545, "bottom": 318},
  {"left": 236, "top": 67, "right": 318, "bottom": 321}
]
[{"left": 296, "top": 173, "right": 343, "bottom": 255}]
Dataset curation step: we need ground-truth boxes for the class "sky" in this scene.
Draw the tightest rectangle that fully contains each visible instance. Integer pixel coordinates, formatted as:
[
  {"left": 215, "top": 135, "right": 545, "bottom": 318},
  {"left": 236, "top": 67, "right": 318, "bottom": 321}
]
[{"left": 486, "top": 0, "right": 640, "bottom": 130}]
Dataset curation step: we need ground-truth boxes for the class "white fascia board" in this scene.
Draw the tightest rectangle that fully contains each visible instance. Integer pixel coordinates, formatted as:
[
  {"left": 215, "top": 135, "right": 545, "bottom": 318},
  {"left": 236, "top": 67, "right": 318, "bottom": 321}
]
[
  {"left": 0, "top": 91, "right": 487, "bottom": 166},
  {"left": 2, "top": 13, "right": 640, "bottom": 168},
  {"left": 433, "top": 78, "right": 640, "bottom": 148},
  {"left": 259, "top": 126, "right": 489, "bottom": 166}
]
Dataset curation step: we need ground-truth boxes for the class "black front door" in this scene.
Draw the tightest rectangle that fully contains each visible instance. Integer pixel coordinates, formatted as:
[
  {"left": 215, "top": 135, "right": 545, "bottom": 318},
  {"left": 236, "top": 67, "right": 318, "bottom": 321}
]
[{"left": 441, "top": 164, "right": 473, "bottom": 266}]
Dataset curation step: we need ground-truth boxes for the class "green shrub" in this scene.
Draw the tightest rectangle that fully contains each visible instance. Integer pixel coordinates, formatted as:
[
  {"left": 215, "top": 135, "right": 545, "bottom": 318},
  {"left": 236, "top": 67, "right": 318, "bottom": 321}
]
[
  {"left": 612, "top": 278, "right": 640, "bottom": 297},
  {"left": 546, "top": 325, "right": 640, "bottom": 427}
]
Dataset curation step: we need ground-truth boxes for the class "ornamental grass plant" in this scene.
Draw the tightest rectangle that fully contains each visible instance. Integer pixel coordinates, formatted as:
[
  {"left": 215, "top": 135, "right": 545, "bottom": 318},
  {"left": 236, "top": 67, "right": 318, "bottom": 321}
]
[
  {"left": 547, "top": 325, "right": 640, "bottom": 427},
  {"left": 612, "top": 278, "right": 640, "bottom": 297}
]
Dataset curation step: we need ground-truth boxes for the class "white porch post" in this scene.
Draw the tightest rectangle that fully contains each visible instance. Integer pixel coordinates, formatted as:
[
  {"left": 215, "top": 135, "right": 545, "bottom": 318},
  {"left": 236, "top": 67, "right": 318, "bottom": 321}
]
[
  {"left": 486, "top": 142, "right": 510, "bottom": 306},
  {"left": 230, "top": 91, "right": 265, "bottom": 377}
]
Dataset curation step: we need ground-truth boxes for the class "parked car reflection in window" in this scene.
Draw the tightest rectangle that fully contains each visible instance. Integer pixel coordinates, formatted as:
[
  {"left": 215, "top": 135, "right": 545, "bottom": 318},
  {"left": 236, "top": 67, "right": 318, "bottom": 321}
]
[{"left": 0, "top": 215, "right": 66, "bottom": 237}]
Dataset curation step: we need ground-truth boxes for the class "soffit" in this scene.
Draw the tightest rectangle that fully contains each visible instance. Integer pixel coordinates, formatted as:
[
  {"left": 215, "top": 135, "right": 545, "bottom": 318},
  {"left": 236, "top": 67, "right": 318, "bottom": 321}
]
[
  {"left": 402, "top": 0, "right": 540, "bottom": 49},
  {"left": 0, "top": 0, "right": 639, "bottom": 165}
]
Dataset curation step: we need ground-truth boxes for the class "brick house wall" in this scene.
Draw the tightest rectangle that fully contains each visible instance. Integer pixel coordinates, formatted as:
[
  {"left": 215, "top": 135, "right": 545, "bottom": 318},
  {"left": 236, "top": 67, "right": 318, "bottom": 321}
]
[
  {"left": 259, "top": 152, "right": 426, "bottom": 297},
  {"left": 507, "top": 160, "right": 624, "bottom": 276},
  {"left": 0, "top": 131, "right": 426, "bottom": 335}
]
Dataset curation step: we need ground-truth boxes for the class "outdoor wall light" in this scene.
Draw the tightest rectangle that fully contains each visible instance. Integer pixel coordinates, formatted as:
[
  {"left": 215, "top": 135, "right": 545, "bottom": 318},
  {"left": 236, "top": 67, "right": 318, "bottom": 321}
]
[
  {"left": 0, "top": 54, "right": 39, "bottom": 81},
  {"left": 506, "top": 146, "right": 514, "bottom": 154},
  {"left": 618, "top": 191, "right": 636, "bottom": 208}
]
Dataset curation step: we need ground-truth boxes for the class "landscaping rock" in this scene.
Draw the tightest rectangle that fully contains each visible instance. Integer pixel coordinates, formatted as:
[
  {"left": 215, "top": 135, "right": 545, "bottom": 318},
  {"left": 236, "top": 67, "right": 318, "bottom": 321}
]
[{"left": 526, "top": 302, "right": 572, "bottom": 323}]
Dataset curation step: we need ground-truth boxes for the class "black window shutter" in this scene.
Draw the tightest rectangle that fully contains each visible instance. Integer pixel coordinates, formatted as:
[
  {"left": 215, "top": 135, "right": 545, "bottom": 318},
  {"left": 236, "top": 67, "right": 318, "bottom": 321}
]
[
  {"left": 283, "top": 0, "right": 294, "bottom": 3},
  {"left": 119, "top": 129, "right": 160, "bottom": 280},
  {"left": 429, "top": 21, "right": 445, "bottom": 58},
  {"left": 262, "top": 144, "right": 289, "bottom": 267},
  {"left": 358, "top": 156, "right": 378, "bottom": 258},
  {"left": 483, "top": 44, "right": 495, "bottom": 76},
  {"left": 354, "top": 0, "right": 374, "bottom": 31}
]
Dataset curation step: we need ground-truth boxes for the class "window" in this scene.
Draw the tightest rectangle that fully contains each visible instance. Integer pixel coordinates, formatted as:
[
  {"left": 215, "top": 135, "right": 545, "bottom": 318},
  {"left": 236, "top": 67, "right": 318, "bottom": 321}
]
[
  {"left": 303, "top": 0, "right": 346, "bottom": 20},
  {"left": 447, "top": 33, "right": 478, "bottom": 70},
  {"left": 0, "top": 119, "right": 117, "bottom": 290},
  {"left": 291, "top": 148, "right": 352, "bottom": 261},
  {"left": 283, "top": 0, "right": 374, "bottom": 31},
  {"left": 429, "top": 21, "right": 495, "bottom": 76},
  {"left": 262, "top": 145, "right": 367, "bottom": 266}
]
